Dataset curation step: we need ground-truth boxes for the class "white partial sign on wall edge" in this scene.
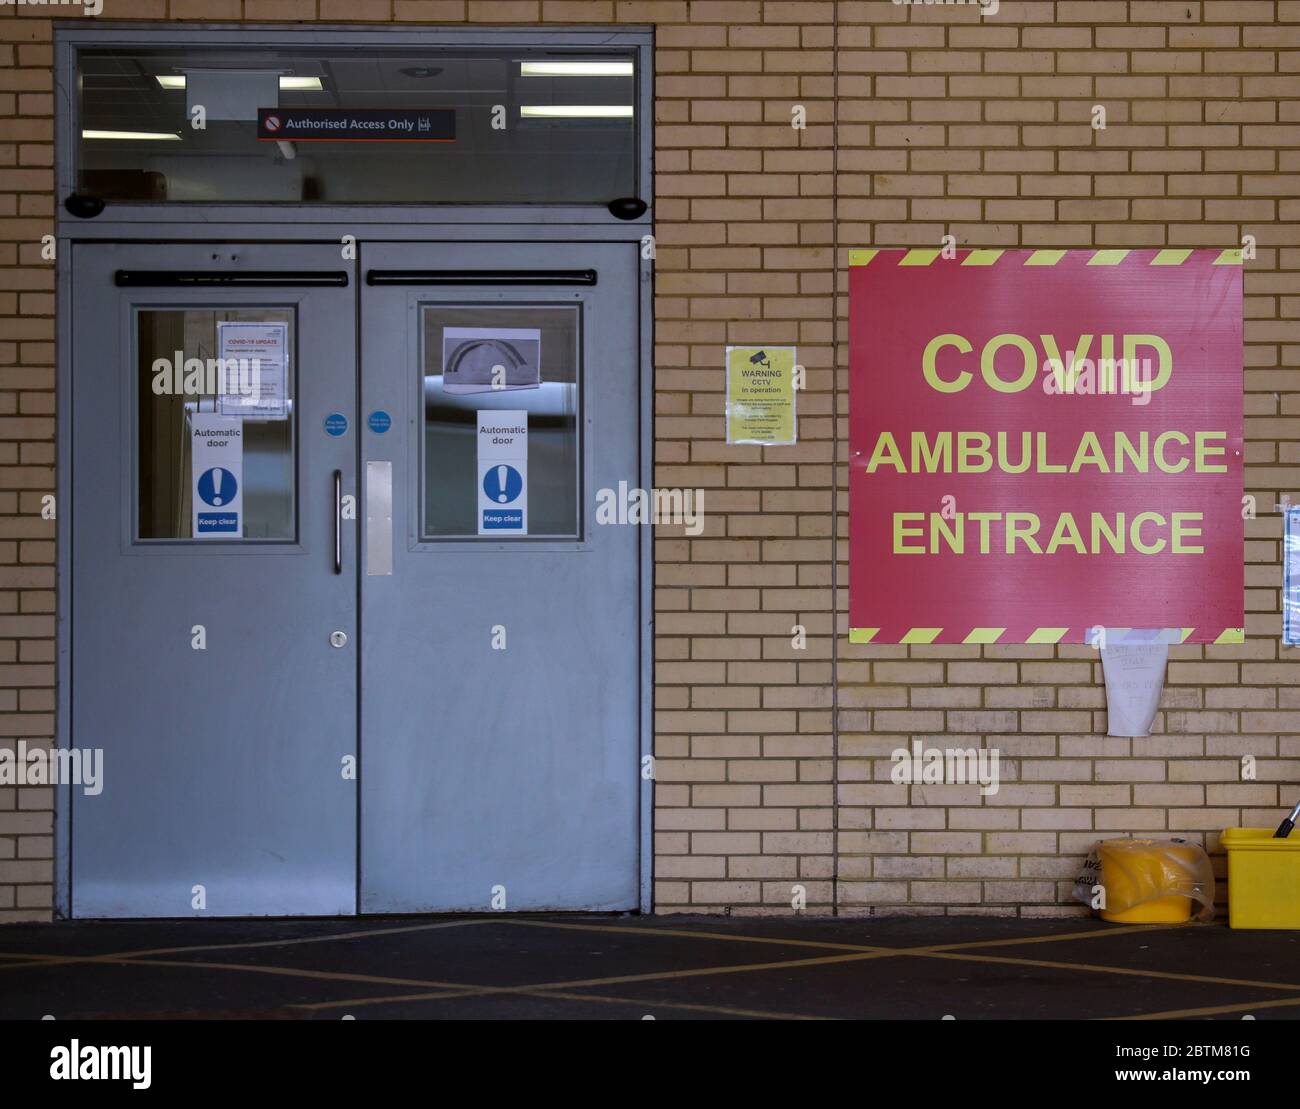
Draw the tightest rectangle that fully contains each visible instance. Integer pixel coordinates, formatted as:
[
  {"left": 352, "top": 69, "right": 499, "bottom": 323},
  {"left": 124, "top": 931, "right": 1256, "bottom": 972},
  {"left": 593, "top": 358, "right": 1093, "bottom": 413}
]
[{"left": 1284, "top": 506, "right": 1300, "bottom": 647}]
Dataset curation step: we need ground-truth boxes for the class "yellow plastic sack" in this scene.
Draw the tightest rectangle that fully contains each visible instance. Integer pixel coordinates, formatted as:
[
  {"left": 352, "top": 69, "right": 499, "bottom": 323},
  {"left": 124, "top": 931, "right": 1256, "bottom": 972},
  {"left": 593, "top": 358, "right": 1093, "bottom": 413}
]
[{"left": 1072, "top": 838, "right": 1214, "bottom": 923}]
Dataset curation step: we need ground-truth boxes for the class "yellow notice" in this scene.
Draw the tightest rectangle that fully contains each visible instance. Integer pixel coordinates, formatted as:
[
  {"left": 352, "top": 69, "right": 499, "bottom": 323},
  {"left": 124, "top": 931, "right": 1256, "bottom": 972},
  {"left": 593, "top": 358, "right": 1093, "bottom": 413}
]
[{"left": 726, "top": 345, "right": 797, "bottom": 446}]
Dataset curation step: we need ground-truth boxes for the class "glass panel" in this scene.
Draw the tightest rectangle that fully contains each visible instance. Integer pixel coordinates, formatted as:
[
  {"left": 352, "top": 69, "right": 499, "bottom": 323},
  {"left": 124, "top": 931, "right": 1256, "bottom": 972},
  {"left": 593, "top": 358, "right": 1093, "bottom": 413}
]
[
  {"left": 77, "top": 48, "right": 636, "bottom": 205},
  {"left": 137, "top": 308, "right": 295, "bottom": 540},
  {"left": 421, "top": 305, "right": 579, "bottom": 539}
]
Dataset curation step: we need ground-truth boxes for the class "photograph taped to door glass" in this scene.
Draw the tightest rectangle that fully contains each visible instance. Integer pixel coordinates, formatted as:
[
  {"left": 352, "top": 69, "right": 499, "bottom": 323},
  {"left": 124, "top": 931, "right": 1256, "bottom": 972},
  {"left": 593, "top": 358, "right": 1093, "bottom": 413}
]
[
  {"left": 422, "top": 305, "right": 578, "bottom": 538},
  {"left": 136, "top": 308, "right": 296, "bottom": 540},
  {"left": 442, "top": 327, "right": 541, "bottom": 394}
]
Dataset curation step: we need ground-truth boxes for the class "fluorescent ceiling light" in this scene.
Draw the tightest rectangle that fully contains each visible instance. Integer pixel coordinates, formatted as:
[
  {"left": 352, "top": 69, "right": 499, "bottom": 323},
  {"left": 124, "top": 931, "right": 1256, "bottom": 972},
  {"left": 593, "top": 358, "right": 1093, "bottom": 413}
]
[
  {"left": 82, "top": 129, "right": 182, "bottom": 140},
  {"left": 520, "top": 61, "right": 634, "bottom": 77},
  {"left": 520, "top": 105, "right": 634, "bottom": 118},
  {"left": 155, "top": 75, "right": 323, "bottom": 90}
]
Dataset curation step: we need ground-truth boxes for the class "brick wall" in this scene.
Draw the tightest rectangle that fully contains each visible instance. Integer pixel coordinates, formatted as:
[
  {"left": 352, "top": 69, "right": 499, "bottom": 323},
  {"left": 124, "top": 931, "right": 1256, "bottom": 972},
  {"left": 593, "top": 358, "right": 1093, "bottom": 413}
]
[
  {"left": 0, "top": 1, "right": 1297, "bottom": 921},
  {"left": 829, "top": 0, "right": 1299, "bottom": 918}
]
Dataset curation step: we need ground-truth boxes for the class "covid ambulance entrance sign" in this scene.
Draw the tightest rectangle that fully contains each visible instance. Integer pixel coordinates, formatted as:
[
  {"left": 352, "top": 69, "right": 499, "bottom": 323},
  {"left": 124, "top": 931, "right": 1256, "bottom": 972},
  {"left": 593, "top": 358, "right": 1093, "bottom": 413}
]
[{"left": 848, "top": 248, "right": 1244, "bottom": 645}]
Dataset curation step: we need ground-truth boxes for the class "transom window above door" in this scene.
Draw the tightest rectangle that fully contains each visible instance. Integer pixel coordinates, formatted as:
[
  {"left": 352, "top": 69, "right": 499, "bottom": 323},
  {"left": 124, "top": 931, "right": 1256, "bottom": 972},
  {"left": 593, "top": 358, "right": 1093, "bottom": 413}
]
[{"left": 74, "top": 46, "right": 637, "bottom": 205}]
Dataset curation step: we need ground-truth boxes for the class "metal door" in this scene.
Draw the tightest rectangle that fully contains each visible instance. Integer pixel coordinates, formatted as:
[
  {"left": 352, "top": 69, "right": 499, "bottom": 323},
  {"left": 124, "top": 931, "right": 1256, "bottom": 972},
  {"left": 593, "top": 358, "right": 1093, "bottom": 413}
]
[
  {"left": 69, "top": 243, "right": 358, "bottom": 917},
  {"left": 359, "top": 242, "right": 642, "bottom": 911}
]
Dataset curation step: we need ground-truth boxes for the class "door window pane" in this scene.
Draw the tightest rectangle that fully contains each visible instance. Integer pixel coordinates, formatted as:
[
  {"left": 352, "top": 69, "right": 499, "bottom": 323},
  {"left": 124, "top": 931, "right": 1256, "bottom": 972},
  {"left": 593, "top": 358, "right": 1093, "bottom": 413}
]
[
  {"left": 77, "top": 48, "right": 636, "bottom": 205},
  {"left": 136, "top": 308, "right": 295, "bottom": 540},
  {"left": 421, "top": 305, "right": 579, "bottom": 539}
]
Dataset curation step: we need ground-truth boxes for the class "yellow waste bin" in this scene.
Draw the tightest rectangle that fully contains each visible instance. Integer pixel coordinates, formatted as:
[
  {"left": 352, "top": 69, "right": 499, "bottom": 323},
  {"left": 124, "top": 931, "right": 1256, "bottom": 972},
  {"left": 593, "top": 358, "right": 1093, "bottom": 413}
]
[
  {"left": 1097, "top": 838, "right": 1206, "bottom": 924},
  {"left": 1221, "top": 828, "right": 1300, "bottom": 930}
]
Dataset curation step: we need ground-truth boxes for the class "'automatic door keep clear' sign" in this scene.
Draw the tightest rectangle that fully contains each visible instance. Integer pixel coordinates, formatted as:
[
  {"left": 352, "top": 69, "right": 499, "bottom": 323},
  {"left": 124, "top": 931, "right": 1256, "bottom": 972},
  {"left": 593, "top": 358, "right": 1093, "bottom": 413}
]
[
  {"left": 191, "top": 413, "right": 243, "bottom": 538},
  {"left": 477, "top": 410, "right": 527, "bottom": 535}
]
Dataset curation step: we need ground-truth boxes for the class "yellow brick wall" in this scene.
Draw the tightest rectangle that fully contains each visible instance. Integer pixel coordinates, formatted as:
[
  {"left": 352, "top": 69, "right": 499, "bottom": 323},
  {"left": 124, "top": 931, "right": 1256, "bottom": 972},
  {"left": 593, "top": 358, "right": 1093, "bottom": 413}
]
[
  {"left": 0, "top": 1, "right": 1296, "bottom": 921},
  {"left": 830, "top": 0, "right": 1299, "bottom": 918}
]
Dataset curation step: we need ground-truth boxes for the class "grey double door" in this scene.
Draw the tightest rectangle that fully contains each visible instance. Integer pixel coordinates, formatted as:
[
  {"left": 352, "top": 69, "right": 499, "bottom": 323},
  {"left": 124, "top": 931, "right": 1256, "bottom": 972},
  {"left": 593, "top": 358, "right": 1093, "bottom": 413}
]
[{"left": 70, "top": 239, "right": 641, "bottom": 917}]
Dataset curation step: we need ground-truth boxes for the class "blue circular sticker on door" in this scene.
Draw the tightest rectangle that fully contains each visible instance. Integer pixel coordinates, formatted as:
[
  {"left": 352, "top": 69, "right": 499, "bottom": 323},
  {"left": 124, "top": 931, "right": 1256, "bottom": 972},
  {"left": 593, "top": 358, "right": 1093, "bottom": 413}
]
[
  {"left": 482, "top": 464, "right": 524, "bottom": 505},
  {"left": 324, "top": 413, "right": 348, "bottom": 437},
  {"left": 197, "top": 467, "right": 238, "bottom": 507},
  {"left": 368, "top": 410, "right": 392, "bottom": 434}
]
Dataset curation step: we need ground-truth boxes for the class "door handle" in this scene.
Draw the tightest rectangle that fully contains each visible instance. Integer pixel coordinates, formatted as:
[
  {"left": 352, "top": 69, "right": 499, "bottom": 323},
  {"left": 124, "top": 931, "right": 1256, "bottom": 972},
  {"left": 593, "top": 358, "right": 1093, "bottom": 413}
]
[{"left": 333, "top": 469, "right": 342, "bottom": 575}]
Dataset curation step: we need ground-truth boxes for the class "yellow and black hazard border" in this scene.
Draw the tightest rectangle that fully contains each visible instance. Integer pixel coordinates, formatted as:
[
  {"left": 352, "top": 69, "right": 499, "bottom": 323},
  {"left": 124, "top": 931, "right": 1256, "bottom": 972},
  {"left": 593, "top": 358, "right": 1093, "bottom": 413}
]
[
  {"left": 848, "top": 626, "right": 1245, "bottom": 646},
  {"left": 848, "top": 247, "right": 1244, "bottom": 267}
]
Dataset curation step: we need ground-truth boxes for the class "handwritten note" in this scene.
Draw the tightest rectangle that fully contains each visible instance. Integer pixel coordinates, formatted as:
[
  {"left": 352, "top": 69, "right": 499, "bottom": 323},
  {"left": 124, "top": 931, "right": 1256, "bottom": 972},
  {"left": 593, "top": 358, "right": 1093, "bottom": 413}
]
[{"left": 1101, "top": 643, "right": 1168, "bottom": 738}]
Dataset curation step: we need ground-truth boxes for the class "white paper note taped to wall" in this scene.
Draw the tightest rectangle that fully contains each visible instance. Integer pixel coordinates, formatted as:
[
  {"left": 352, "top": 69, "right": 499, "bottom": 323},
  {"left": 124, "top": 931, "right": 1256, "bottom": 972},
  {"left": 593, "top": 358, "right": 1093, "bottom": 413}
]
[{"left": 1101, "top": 641, "right": 1168, "bottom": 738}]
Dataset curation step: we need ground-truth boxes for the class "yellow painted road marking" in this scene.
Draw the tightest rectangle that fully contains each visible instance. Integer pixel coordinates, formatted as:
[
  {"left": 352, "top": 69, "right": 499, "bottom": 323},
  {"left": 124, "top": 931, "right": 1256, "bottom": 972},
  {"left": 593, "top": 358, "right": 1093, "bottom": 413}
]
[
  {"left": 1152, "top": 249, "right": 1193, "bottom": 265},
  {"left": 848, "top": 248, "right": 878, "bottom": 266},
  {"left": 499, "top": 919, "right": 1300, "bottom": 995},
  {"left": 519, "top": 950, "right": 894, "bottom": 992},
  {"left": 0, "top": 918, "right": 498, "bottom": 972},
  {"left": 285, "top": 950, "right": 896, "bottom": 1012},
  {"left": 497, "top": 917, "right": 893, "bottom": 952},
  {"left": 848, "top": 628, "right": 878, "bottom": 644},
  {"left": 921, "top": 949, "right": 1300, "bottom": 993},
  {"left": 921, "top": 922, "right": 1184, "bottom": 952},
  {"left": 277, "top": 923, "right": 1300, "bottom": 1019},
  {"left": 963, "top": 627, "right": 1005, "bottom": 644},
  {"left": 14, "top": 917, "right": 1300, "bottom": 1023},
  {"left": 1111, "top": 995, "right": 1300, "bottom": 1021},
  {"left": 1214, "top": 248, "right": 1243, "bottom": 265},
  {"left": 290, "top": 986, "right": 829, "bottom": 1021},
  {"left": 98, "top": 957, "right": 472, "bottom": 992},
  {"left": 1215, "top": 628, "right": 1245, "bottom": 644},
  {"left": 1026, "top": 250, "right": 1067, "bottom": 266},
  {"left": 1088, "top": 250, "right": 1130, "bottom": 265},
  {"left": 502, "top": 988, "right": 831, "bottom": 1021}
]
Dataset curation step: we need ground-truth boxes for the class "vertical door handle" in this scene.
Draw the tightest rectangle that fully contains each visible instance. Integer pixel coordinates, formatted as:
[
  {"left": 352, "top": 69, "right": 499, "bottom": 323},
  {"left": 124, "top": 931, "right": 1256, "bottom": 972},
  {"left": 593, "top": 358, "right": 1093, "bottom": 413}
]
[{"left": 333, "top": 469, "right": 343, "bottom": 575}]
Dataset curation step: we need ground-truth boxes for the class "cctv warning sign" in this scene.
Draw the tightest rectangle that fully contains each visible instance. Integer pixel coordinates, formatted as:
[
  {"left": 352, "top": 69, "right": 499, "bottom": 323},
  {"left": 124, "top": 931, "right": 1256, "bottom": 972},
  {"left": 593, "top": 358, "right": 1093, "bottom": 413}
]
[{"left": 848, "top": 248, "right": 1244, "bottom": 645}]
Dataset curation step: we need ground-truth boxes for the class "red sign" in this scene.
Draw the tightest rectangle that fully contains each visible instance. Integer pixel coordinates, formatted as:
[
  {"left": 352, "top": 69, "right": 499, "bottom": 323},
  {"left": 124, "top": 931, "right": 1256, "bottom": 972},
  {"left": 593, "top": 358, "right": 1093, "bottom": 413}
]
[{"left": 848, "top": 248, "right": 1243, "bottom": 645}]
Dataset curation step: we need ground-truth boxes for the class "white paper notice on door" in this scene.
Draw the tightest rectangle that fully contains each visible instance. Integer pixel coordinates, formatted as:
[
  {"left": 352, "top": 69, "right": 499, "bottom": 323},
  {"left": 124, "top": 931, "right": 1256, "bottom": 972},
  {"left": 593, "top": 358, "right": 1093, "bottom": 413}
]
[
  {"left": 191, "top": 413, "right": 243, "bottom": 539},
  {"left": 477, "top": 411, "right": 527, "bottom": 536},
  {"left": 217, "top": 320, "right": 289, "bottom": 420},
  {"left": 443, "top": 328, "right": 541, "bottom": 394},
  {"left": 1101, "top": 641, "right": 1168, "bottom": 737}
]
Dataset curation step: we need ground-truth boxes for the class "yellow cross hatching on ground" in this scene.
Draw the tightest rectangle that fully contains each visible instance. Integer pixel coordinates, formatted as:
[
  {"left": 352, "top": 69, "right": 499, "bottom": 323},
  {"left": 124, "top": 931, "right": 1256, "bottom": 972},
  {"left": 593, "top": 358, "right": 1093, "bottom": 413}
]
[{"left": 4, "top": 919, "right": 1299, "bottom": 1022}]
